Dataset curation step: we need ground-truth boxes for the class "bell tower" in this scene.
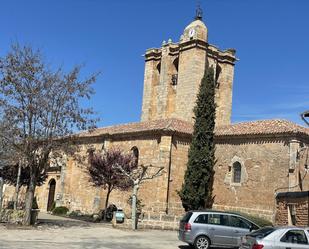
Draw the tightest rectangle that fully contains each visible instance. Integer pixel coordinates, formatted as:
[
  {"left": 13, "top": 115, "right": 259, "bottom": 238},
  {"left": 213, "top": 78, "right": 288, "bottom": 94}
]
[{"left": 141, "top": 10, "right": 237, "bottom": 127}]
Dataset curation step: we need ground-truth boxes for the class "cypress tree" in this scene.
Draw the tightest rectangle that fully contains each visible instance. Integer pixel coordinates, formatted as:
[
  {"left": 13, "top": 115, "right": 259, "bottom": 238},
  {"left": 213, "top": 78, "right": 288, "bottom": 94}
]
[{"left": 178, "top": 67, "right": 216, "bottom": 211}]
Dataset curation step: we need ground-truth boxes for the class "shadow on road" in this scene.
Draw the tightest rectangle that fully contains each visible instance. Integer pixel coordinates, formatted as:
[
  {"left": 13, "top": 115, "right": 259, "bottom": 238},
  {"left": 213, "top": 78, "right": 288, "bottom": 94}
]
[{"left": 178, "top": 246, "right": 235, "bottom": 249}]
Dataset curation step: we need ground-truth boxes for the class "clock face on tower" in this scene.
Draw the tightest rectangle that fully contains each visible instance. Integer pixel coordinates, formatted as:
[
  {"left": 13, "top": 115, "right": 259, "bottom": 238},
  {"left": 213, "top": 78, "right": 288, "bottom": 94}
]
[{"left": 189, "top": 28, "right": 196, "bottom": 38}]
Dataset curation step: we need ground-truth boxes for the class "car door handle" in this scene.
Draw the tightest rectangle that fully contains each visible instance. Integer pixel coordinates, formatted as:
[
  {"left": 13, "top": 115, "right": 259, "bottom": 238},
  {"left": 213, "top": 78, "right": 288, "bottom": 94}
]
[
  {"left": 209, "top": 228, "right": 215, "bottom": 231},
  {"left": 234, "top": 230, "right": 240, "bottom": 233}
]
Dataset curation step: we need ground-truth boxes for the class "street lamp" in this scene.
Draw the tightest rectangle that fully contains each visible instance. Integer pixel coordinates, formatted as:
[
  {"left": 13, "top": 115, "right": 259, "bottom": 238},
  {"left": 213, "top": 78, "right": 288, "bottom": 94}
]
[{"left": 300, "top": 110, "right": 309, "bottom": 126}]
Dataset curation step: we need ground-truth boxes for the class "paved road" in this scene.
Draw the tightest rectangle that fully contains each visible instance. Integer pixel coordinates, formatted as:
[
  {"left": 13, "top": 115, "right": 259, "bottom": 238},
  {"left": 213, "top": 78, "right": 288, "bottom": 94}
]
[
  {"left": 0, "top": 225, "right": 189, "bottom": 249},
  {"left": 0, "top": 213, "right": 189, "bottom": 249}
]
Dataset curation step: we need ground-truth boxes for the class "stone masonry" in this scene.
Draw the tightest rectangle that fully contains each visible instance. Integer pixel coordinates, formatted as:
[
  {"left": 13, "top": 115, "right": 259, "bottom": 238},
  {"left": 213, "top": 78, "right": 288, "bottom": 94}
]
[{"left": 141, "top": 19, "right": 236, "bottom": 127}]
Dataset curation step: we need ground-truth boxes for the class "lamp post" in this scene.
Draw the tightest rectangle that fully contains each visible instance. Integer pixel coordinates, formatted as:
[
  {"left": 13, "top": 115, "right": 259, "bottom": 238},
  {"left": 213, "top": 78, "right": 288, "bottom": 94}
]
[{"left": 300, "top": 110, "right": 309, "bottom": 127}]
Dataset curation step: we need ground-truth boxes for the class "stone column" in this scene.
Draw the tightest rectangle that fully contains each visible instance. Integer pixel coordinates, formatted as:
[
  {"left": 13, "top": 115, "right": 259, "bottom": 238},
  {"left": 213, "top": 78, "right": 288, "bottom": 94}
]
[
  {"left": 288, "top": 139, "right": 300, "bottom": 191},
  {"left": 141, "top": 50, "right": 161, "bottom": 122},
  {"left": 158, "top": 135, "right": 173, "bottom": 214},
  {"left": 155, "top": 45, "right": 170, "bottom": 120},
  {"left": 57, "top": 156, "right": 67, "bottom": 207}
]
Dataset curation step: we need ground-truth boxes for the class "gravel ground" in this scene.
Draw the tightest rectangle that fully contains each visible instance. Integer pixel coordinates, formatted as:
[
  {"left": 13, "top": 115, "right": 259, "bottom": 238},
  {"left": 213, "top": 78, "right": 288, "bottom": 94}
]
[{"left": 0, "top": 213, "right": 189, "bottom": 249}]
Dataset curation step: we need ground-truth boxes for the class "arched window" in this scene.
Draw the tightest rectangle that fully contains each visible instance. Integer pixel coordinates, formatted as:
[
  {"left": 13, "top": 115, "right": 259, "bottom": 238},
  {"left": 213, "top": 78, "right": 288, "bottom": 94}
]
[
  {"left": 156, "top": 62, "right": 161, "bottom": 74},
  {"left": 233, "top": 162, "right": 241, "bottom": 183},
  {"left": 171, "top": 58, "right": 179, "bottom": 86},
  {"left": 131, "top": 146, "right": 139, "bottom": 166},
  {"left": 173, "top": 57, "right": 179, "bottom": 72}
]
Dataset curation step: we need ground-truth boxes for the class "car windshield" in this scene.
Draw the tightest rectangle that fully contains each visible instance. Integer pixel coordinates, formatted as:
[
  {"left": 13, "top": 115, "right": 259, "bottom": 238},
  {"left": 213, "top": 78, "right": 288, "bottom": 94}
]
[
  {"left": 180, "top": 212, "right": 193, "bottom": 222},
  {"left": 249, "top": 227, "right": 276, "bottom": 238}
]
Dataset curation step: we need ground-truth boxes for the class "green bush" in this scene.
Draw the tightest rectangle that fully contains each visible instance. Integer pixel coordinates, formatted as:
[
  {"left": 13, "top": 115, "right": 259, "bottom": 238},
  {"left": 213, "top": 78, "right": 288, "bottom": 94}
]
[{"left": 52, "top": 206, "right": 69, "bottom": 215}]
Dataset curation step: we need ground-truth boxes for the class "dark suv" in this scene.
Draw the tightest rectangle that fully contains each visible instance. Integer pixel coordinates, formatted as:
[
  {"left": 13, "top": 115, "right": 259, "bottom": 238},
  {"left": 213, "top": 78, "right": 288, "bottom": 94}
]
[{"left": 178, "top": 210, "right": 260, "bottom": 249}]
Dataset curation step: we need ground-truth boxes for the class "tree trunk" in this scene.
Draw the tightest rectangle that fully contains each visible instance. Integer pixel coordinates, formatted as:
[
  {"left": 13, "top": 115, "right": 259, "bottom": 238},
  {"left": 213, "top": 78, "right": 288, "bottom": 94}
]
[
  {"left": 14, "top": 163, "right": 22, "bottom": 210},
  {"left": 131, "top": 183, "right": 138, "bottom": 230},
  {"left": 103, "top": 186, "right": 111, "bottom": 221},
  {"left": 23, "top": 169, "right": 36, "bottom": 225},
  {"left": 0, "top": 177, "right": 3, "bottom": 211}
]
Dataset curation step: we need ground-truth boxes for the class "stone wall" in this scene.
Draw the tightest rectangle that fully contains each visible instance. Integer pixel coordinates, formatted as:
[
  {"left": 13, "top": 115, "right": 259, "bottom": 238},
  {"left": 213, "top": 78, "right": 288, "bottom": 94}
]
[
  {"left": 33, "top": 134, "right": 293, "bottom": 225},
  {"left": 0, "top": 209, "right": 25, "bottom": 224},
  {"left": 213, "top": 137, "right": 290, "bottom": 221},
  {"left": 119, "top": 213, "right": 181, "bottom": 231},
  {"left": 3, "top": 133, "right": 302, "bottom": 229}
]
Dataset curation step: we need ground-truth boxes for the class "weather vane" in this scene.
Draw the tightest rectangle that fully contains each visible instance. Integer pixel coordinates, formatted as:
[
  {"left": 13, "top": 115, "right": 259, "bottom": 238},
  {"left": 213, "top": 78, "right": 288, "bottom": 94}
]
[{"left": 195, "top": 0, "right": 203, "bottom": 20}]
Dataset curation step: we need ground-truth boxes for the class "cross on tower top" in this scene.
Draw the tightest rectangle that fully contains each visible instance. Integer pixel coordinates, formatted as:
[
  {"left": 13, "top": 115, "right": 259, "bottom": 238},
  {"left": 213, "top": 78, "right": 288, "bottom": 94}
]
[{"left": 195, "top": 2, "right": 203, "bottom": 20}]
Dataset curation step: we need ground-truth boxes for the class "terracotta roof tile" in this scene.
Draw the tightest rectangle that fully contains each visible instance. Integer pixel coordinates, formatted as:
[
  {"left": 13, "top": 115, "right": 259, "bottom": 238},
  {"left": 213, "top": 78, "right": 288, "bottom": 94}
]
[
  {"left": 78, "top": 118, "right": 193, "bottom": 137},
  {"left": 215, "top": 119, "right": 309, "bottom": 137},
  {"left": 77, "top": 119, "right": 309, "bottom": 138}
]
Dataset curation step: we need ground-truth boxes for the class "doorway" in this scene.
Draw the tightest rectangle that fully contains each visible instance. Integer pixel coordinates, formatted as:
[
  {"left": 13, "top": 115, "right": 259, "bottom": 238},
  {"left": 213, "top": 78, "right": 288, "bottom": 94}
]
[{"left": 47, "top": 179, "right": 56, "bottom": 211}]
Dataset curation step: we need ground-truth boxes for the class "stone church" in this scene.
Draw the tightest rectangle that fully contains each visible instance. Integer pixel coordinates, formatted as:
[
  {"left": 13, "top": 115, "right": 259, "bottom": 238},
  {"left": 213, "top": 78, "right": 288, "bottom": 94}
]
[{"left": 3, "top": 13, "right": 309, "bottom": 229}]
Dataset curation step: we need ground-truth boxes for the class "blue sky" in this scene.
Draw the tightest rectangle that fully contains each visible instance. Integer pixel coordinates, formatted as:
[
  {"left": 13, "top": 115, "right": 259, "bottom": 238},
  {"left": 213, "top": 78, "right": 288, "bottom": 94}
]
[{"left": 1, "top": 0, "right": 308, "bottom": 127}]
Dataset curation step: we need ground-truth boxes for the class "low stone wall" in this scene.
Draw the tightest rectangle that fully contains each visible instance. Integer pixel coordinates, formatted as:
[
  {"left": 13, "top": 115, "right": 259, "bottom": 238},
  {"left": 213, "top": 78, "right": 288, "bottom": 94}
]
[
  {"left": 116, "top": 213, "right": 182, "bottom": 230},
  {"left": 0, "top": 209, "right": 26, "bottom": 224}
]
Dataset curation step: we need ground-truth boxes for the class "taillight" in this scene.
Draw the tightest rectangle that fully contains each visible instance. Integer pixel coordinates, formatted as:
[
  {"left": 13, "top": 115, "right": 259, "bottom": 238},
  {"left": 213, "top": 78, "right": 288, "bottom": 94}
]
[
  {"left": 252, "top": 244, "right": 264, "bottom": 249},
  {"left": 184, "top": 223, "right": 191, "bottom": 231}
]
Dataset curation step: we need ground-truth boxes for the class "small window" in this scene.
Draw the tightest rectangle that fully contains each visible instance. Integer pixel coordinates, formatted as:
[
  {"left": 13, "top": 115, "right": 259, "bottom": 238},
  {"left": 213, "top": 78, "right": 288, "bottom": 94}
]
[
  {"left": 233, "top": 162, "right": 242, "bottom": 183},
  {"left": 280, "top": 230, "right": 308, "bottom": 245},
  {"left": 131, "top": 146, "right": 139, "bottom": 166},
  {"left": 194, "top": 214, "right": 208, "bottom": 224}
]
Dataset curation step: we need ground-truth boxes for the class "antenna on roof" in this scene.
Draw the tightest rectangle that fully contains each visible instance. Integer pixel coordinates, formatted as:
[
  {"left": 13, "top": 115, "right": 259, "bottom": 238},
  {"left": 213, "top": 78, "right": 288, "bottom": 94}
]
[{"left": 195, "top": 0, "right": 203, "bottom": 20}]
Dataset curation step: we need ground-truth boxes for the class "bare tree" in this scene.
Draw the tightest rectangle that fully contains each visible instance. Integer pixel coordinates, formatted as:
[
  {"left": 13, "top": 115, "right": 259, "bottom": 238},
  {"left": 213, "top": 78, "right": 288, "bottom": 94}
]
[
  {"left": 115, "top": 164, "right": 164, "bottom": 230},
  {"left": 0, "top": 43, "right": 98, "bottom": 225},
  {"left": 87, "top": 148, "right": 136, "bottom": 220}
]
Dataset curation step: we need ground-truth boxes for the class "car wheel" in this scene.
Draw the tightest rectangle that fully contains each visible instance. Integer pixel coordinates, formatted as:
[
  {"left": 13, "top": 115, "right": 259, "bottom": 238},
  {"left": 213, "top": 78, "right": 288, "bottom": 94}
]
[{"left": 194, "top": 235, "right": 210, "bottom": 249}]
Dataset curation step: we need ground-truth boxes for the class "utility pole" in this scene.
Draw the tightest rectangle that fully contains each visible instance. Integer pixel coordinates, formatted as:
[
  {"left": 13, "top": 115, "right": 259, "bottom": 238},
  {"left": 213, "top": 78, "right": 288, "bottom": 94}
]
[{"left": 0, "top": 177, "right": 3, "bottom": 210}]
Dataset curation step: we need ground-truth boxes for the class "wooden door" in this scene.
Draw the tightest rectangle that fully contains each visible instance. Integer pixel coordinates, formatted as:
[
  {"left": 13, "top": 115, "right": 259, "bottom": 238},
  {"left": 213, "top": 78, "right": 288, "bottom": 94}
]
[{"left": 47, "top": 179, "right": 56, "bottom": 211}]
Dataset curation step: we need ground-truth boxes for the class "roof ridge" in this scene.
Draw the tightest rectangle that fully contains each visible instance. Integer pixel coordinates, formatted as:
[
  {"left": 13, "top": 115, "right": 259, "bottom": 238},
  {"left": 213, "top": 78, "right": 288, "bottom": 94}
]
[{"left": 222, "top": 119, "right": 308, "bottom": 128}]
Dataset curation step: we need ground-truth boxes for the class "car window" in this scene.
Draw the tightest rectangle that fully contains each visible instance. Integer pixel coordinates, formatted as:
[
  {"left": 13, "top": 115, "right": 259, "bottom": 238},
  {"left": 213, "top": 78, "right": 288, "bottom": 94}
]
[
  {"left": 181, "top": 212, "right": 193, "bottom": 222},
  {"left": 280, "top": 230, "right": 308, "bottom": 245},
  {"left": 250, "top": 222, "right": 260, "bottom": 230},
  {"left": 194, "top": 214, "right": 208, "bottom": 224},
  {"left": 208, "top": 214, "right": 229, "bottom": 226},
  {"left": 250, "top": 227, "right": 276, "bottom": 238},
  {"left": 229, "top": 215, "right": 250, "bottom": 229}
]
